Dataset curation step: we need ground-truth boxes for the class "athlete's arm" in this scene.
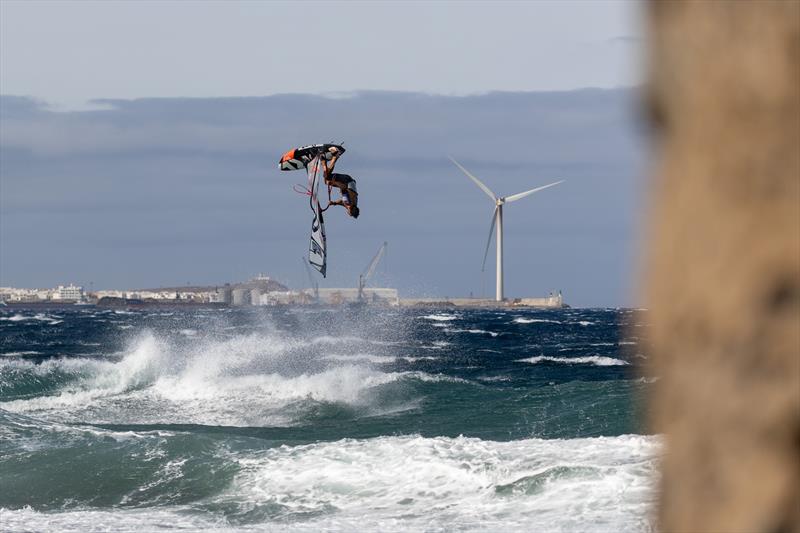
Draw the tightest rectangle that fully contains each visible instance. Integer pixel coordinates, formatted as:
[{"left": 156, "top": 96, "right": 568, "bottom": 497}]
[{"left": 325, "top": 148, "right": 341, "bottom": 173}]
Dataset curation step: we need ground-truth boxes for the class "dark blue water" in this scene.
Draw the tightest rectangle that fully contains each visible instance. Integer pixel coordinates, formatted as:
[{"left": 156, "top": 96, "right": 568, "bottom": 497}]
[{"left": 0, "top": 307, "right": 658, "bottom": 532}]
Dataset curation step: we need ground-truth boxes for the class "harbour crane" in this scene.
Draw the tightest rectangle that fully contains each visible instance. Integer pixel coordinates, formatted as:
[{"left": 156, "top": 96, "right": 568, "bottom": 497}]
[
  {"left": 358, "top": 242, "right": 388, "bottom": 302},
  {"left": 302, "top": 257, "right": 319, "bottom": 303}
]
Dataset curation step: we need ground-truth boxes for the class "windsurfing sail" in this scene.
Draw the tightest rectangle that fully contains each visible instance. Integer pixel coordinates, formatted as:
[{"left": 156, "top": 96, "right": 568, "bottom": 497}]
[{"left": 306, "top": 155, "right": 327, "bottom": 277}]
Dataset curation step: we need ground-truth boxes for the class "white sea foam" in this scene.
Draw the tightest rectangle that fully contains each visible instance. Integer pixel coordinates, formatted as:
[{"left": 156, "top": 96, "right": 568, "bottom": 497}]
[
  {"left": 518, "top": 355, "right": 629, "bottom": 366},
  {"left": 400, "top": 371, "right": 471, "bottom": 384},
  {"left": 422, "top": 340, "right": 451, "bottom": 350},
  {"left": 0, "top": 314, "right": 28, "bottom": 322},
  {"left": 513, "top": 318, "right": 561, "bottom": 324},
  {"left": 0, "top": 313, "right": 61, "bottom": 325},
  {"left": 0, "top": 507, "right": 224, "bottom": 533},
  {"left": 0, "top": 433, "right": 660, "bottom": 532},
  {"left": 221, "top": 433, "right": 660, "bottom": 532},
  {"left": 477, "top": 375, "right": 512, "bottom": 382},
  {"left": 399, "top": 356, "right": 438, "bottom": 362},
  {"left": 444, "top": 328, "right": 499, "bottom": 337},
  {"left": 421, "top": 313, "right": 458, "bottom": 321}
]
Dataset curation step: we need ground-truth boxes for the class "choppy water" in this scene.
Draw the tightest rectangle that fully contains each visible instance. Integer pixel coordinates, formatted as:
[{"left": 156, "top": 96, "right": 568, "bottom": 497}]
[{"left": 0, "top": 307, "right": 658, "bottom": 532}]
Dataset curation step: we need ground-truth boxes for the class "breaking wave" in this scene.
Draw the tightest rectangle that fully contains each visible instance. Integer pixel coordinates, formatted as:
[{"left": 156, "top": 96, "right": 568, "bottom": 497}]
[
  {"left": 0, "top": 411, "right": 660, "bottom": 532},
  {"left": 0, "top": 331, "right": 448, "bottom": 427}
]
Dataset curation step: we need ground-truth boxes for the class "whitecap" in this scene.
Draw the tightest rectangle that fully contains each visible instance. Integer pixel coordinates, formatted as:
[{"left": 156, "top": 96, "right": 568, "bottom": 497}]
[
  {"left": 0, "top": 314, "right": 29, "bottom": 322},
  {"left": 420, "top": 314, "right": 458, "bottom": 321},
  {"left": 444, "top": 328, "right": 499, "bottom": 337},
  {"left": 399, "top": 356, "right": 438, "bottom": 362},
  {"left": 1, "top": 350, "right": 41, "bottom": 356},
  {"left": 513, "top": 318, "right": 561, "bottom": 324},
  {"left": 477, "top": 375, "right": 512, "bottom": 382},
  {"left": 517, "top": 355, "right": 629, "bottom": 366}
]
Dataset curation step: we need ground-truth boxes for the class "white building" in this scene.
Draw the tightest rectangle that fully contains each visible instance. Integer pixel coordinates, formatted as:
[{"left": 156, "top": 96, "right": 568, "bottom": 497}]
[{"left": 55, "top": 284, "right": 83, "bottom": 301}]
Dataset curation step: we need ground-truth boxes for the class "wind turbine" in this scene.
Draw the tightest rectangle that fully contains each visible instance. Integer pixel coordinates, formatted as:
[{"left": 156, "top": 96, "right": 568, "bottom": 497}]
[{"left": 449, "top": 157, "right": 564, "bottom": 302}]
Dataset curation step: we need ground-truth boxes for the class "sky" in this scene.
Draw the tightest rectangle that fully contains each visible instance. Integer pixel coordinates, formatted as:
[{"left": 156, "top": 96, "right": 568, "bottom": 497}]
[
  {"left": 0, "top": 1, "right": 642, "bottom": 108},
  {"left": 0, "top": 1, "right": 646, "bottom": 307}
]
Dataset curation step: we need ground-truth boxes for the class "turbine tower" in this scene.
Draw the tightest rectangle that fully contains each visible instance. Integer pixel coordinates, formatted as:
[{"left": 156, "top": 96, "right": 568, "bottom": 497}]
[{"left": 450, "top": 157, "right": 564, "bottom": 302}]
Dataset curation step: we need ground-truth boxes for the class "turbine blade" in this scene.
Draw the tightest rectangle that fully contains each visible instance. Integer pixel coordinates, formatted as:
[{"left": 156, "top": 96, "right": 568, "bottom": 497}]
[
  {"left": 481, "top": 207, "right": 498, "bottom": 272},
  {"left": 505, "top": 180, "right": 564, "bottom": 203},
  {"left": 449, "top": 156, "right": 497, "bottom": 201}
]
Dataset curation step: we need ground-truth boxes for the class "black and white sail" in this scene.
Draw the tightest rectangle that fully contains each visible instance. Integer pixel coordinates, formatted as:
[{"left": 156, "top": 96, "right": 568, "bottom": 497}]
[{"left": 306, "top": 156, "right": 327, "bottom": 277}]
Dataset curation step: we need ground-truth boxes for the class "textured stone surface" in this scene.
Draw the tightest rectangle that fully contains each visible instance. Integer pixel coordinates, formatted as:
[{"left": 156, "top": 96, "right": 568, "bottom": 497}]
[{"left": 644, "top": 1, "right": 800, "bottom": 532}]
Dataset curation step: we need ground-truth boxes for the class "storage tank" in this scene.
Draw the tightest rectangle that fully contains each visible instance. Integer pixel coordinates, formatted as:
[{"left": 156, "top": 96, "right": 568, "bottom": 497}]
[
  {"left": 213, "top": 286, "right": 232, "bottom": 304},
  {"left": 231, "top": 288, "right": 250, "bottom": 306},
  {"left": 250, "top": 289, "right": 262, "bottom": 306}
]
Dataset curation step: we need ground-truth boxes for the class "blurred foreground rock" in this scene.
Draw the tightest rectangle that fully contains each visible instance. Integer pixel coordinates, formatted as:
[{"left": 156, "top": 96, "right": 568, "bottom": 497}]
[{"left": 645, "top": 1, "right": 799, "bottom": 532}]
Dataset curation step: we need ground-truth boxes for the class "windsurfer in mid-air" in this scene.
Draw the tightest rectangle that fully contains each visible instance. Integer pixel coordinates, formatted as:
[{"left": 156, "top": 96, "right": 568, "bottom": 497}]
[
  {"left": 279, "top": 142, "right": 359, "bottom": 277},
  {"left": 323, "top": 146, "right": 360, "bottom": 218}
]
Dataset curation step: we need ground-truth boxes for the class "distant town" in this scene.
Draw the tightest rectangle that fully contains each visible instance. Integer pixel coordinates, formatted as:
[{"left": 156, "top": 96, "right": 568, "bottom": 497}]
[
  {"left": 0, "top": 274, "right": 405, "bottom": 309},
  {"left": 1, "top": 273, "right": 569, "bottom": 310}
]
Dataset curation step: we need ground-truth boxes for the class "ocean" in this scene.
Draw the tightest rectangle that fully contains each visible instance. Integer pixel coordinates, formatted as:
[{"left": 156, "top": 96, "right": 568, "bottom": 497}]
[{"left": 0, "top": 307, "right": 659, "bottom": 532}]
